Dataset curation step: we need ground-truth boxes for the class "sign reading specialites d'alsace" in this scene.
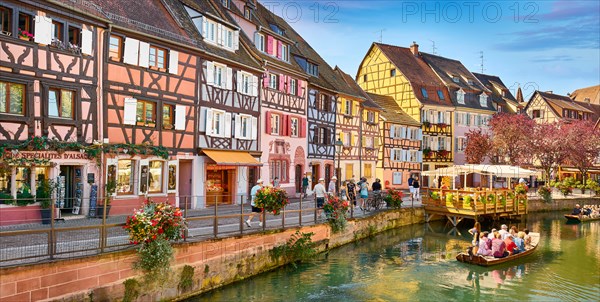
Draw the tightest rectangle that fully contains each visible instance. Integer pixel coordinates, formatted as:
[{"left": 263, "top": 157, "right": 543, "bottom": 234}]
[{"left": 3, "top": 151, "right": 91, "bottom": 160}]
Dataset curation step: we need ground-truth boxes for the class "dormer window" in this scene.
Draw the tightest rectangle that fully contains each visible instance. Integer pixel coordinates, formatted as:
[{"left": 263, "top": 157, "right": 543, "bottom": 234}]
[
  {"left": 390, "top": 69, "right": 396, "bottom": 77},
  {"left": 479, "top": 94, "right": 488, "bottom": 107},
  {"left": 184, "top": 6, "right": 239, "bottom": 51},
  {"left": 502, "top": 90, "right": 507, "bottom": 97},
  {"left": 244, "top": 7, "right": 252, "bottom": 20},
  {"left": 221, "top": 0, "right": 229, "bottom": 8},
  {"left": 452, "top": 76, "right": 460, "bottom": 83},
  {"left": 307, "top": 62, "right": 318, "bottom": 77},
  {"left": 269, "top": 24, "right": 284, "bottom": 36},
  {"left": 456, "top": 89, "right": 465, "bottom": 104},
  {"left": 421, "top": 88, "right": 428, "bottom": 99},
  {"left": 467, "top": 78, "right": 474, "bottom": 85}
]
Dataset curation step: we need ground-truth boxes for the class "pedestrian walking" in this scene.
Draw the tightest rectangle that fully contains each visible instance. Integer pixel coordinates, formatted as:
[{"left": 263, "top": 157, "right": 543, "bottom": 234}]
[
  {"left": 313, "top": 178, "right": 327, "bottom": 219},
  {"left": 246, "top": 179, "right": 264, "bottom": 227},
  {"left": 302, "top": 173, "right": 309, "bottom": 197},
  {"left": 340, "top": 181, "right": 349, "bottom": 201},
  {"left": 412, "top": 179, "right": 420, "bottom": 200},
  {"left": 328, "top": 176, "right": 337, "bottom": 195},
  {"left": 273, "top": 177, "right": 280, "bottom": 188},
  {"left": 408, "top": 175, "right": 415, "bottom": 201},
  {"left": 347, "top": 179, "right": 357, "bottom": 207},
  {"left": 359, "top": 177, "right": 369, "bottom": 210}
]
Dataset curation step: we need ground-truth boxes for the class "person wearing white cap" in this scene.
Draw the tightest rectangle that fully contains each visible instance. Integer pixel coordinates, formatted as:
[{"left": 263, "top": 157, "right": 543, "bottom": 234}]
[
  {"left": 499, "top": 224, "right": 509, "bottom": 240},
  {"left": 313, "top": 178, "right": 327, "bottom": 218},
  {"left": 246, "top": 179, "right": 264, "bottom": 227},
  {"left": 328, "top": 176, "right": 337, "bottom": 195}
]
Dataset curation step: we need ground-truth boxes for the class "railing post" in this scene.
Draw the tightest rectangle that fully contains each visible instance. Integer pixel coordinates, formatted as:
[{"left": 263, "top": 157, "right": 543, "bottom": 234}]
[
  {"left": 49, "top": 198, "right": 55, "bottom": 259},
  {"left": 282, "top": 203, "right": 285, "bottom": 229},
  {"left": 314, "top": 196, "right": 317, "bottom": 224},
  {"left": 240, "top": 195, "right": 244, "bottom": 234},
  {"left": 184, "top": 196, "right": 189, "bottom": 241},
  {"left": 262, "top": 209, "right": 266, "bottom": 231},
  {"left": 299, "top": 194, "right": 303, "bottom": 226},
  {"left": 213, "top": 196, "right": 218, "bottom": 238}
]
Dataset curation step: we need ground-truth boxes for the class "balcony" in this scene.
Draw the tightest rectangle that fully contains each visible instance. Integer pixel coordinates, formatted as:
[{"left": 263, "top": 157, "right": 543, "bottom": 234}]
[
  {"left": 423, "top": 149, "right": 452, "bottom": 162},
  {"left": 422, "top": 122, "right": 452, "bottom": 135}
]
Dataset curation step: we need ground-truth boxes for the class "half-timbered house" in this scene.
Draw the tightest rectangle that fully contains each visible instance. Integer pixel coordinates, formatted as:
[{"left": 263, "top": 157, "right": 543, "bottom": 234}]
[
  {"left": 333, "top": 67, "right": 382, "bottom": 184},
  {"left": 222, "top": 0, "right": 309, "bottom": 195},
  {"left": 420, "top": 53, "right": 497, "bottom": 169},
  {"left": 169, "top": 0, "right": 264, "bottom": 207},
  {"left": 524, "top": 90, "right": 595, "bottom": 124},
  {"left": 357, "top": 42, "right": 454, "bottom": 187},
  {"left": 0, "top": 0, "right": 105, "bottom": 221},
  {"left": 367, "top": 93, "right": 422, "bottom": 190},
  {"left": 473, "top": 73, "right": 519, "bottom": 114}
]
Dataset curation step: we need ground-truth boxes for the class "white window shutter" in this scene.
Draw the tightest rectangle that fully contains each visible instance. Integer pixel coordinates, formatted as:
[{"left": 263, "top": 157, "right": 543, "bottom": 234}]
[
  {"left": 138, "top": 159, "right": 149, "bottom": 195},
  {"left": 236, "top": 71, "right": 242, "bottom": 93},
  {"left": 206, "top": 62, "right": 215, "bottom": 86},
  {"left": 417, "top": 129, "right": 423, "bottom": 140},
  {"left": 217, "top": 24, "right": 223, "bottom": 45},
  {"left": 205, "top": 108, "right": 213, "bottom": 136},
  {"left": 445, "top": 111, "right": 451, "bottom": 124},
  {"left": 201, "top": 17, "right": 207, "bottom": 37},
  {"left": 224, "top": 112, "right": 232, "bottom": 138},
  {"left": 417, "top": 151, "right": 423, "bottom": 163},
  {"left": 251, "top": 117, "right": 258, "bottom": 140},
  {"left": 81, "top": 29, "right": 93, "bottom": 55},
  {"left": 34, "top": 15, "right": 52, "bottom": 45},
  {"left": 391, "top": 149, "right": 396, "bottom": 161},
  {"left": 400, "top": 127, "right": 406, "bottom": 139},
  {"left": 233, "top": 30, "right": 240, "bottom": 50},
  {"left": 123, "top": 37, "right": 140, "bottom": 65},
  {"left": 226, "top": 67, "right": 233, "bottom": 90},
  {"left": 446, "top": 137, "right": 452, "bottom": 150},
  {"left": 138, "top": 41, "right": 150, "bottom": 68},
  {"left": 169, "top": 50, "right": 179, "bottom": 75},
  {"left": 234, "top": 114, "right": 241, "bottom": 138},
  {"left": 175, "top": 105, "right": 186, "bottom": 130},
  {"left": 455, "top": 137, "right": 459, "bottom": 152},
  {"left": 123, "top": 98, "right": 137, "bottom": 125},
  {"left": 251, "top": 75, "right": 259, "bottom": 97},
  {"left": 390, "top": 126, "right": 395, "bottom": 138}
]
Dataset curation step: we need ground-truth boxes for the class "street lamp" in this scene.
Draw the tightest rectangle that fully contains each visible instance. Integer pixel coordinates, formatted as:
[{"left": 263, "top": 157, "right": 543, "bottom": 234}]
[{"left": 335, "top": 138, "right": 343, "bottom": 194}]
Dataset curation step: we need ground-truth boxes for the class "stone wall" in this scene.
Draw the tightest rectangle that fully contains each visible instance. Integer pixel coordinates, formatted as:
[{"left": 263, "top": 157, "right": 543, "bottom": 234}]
[
  {"left": 527, "top": 197, "right": 600, "bottom": 212},
  {"left": 0, "top": 208, "right": 426, "bottom": 302}
]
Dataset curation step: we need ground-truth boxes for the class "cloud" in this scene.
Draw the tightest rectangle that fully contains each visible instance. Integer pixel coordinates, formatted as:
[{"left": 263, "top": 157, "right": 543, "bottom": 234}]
[{"left": 530, "top": 55, "right": 578, "bottom": 63}]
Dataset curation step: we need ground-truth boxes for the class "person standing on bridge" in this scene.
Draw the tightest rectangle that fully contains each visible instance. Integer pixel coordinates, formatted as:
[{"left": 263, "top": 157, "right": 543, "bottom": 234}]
[{"left": 246, "top": 179, "right": 264, "bottom": 228}]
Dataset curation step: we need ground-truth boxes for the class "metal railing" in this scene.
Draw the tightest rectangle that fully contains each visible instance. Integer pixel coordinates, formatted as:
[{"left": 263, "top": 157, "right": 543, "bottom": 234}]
[{"left": 0, "top": 192, "right": 417, "bottom": 267}]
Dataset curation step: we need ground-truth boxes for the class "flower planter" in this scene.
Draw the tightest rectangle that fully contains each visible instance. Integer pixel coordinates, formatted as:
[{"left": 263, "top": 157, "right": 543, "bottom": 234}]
[
  {"left": 96, "top": 205, "right": 111, "bottom": 218},
  {"left": 40, "top": 208, "right": 52, "bottom": 225}
]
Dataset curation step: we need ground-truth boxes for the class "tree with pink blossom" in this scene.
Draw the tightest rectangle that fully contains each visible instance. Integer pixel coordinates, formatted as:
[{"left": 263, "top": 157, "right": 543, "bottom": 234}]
[
  {"left": 464, "top": 129, "right": 492, "bottom": 164},
  {"left": 531, "top": 122, "right": 568, "bottom": 184},
  {"left": 563, "top": 120, "right": 600, "bottom": 187},
  {"left": 488, "top": 113, "right": 536, "bottom": 165}
]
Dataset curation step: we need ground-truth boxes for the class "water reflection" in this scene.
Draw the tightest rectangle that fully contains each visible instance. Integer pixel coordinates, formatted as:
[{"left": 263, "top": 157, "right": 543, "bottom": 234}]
[{"left": 191, "top": 212, "right": 600, "bottom": 302}]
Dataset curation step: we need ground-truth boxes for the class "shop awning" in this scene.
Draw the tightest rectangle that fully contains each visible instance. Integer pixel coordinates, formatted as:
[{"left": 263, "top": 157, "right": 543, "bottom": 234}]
[{"left": 203, "top": 150, "right": 262, "bottom": 166}]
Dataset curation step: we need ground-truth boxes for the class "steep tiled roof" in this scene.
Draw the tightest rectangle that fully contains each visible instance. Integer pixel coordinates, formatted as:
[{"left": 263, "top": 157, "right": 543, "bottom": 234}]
[
  {"left": 254, "top": 4, "right": 358, "bottom": 97},
  {"left": 473, "top": 72, "right": 519, "bottom": 113},
  {"left": 373, "top": 43, "right": 453, "bottom": 107},
  {"left": 334, "top": 67, "right": 382, "bottom": 110},
  {"left": 516, "top": 87, "right": 524, "bottom": 103},
  {"left": 366, "top": 93, "right": 420, "bottom": 127},
  {"left": 534, "top": 91, "right": 594, "bottom": 117},
  {"left": 420, "top": 53, "right": 494, "bottom": 112},
  {"left": 571, "top": 85, "right": 600, "bottom": 105},
  {"left": 54, "top": 0, "right": 110, "bottom": 21}
]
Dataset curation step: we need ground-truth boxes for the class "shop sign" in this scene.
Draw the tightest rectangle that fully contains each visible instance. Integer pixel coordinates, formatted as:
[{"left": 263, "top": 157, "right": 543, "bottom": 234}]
[{"left": 4, "top": 151, "right": 90, "bottom": 160}]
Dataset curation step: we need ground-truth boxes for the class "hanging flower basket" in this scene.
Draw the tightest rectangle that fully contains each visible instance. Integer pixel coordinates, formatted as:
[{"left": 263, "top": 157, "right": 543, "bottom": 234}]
[
  {"left": 323, "top": 194, "right": 350, "bottom": 233},
  {"left": 123, "top": 200, "right": 186, "bottom": 245},
  {"left": 254, "top": 187, "right": 289, "bottom": 215},
  {"left": 384, "top": 189, "right": 404, "bottom": 209}
]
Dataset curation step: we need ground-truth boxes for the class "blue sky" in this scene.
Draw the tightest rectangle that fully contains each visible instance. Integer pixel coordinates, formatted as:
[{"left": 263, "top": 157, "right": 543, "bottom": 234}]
[{"left": 261, "top": 0, "right": 600, "bottom": 99}]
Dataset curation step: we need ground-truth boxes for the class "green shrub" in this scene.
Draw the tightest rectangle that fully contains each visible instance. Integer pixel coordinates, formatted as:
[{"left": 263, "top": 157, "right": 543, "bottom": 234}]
[
  {"left": 133, "top": 238, "right": 174, "bottom": 275},
  {"left": 270, "top": 231, "right": 316, "bottom": 268},
  {"left": 537, "top": 186, "right": 553, "bottom": 203},
  {"left": 178, "top": 265, "right": 194, "bottom": 292}
]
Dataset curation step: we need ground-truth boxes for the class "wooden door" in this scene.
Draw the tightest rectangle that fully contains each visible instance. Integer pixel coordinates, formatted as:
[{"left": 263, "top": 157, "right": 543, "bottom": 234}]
[{"left": 295, "top": 165, "right": 302, "bottom": 193}]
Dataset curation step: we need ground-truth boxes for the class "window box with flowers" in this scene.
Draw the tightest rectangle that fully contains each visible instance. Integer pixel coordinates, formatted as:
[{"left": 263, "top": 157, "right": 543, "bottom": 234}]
[
  {"left": 18, "top": 28, "right": 34, "bottom": 41},
  {"left": 323, "top": 195, "right": 350, "bottom": 233}
]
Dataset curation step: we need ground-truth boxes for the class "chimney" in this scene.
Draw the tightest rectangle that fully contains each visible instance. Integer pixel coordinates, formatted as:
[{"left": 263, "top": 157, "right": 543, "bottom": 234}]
[
  {"left": 410, "top": 41, "right": 419, "bottom": 56},
  {"left": 545, "top": 91, "right": 553, "bottom": 94}
]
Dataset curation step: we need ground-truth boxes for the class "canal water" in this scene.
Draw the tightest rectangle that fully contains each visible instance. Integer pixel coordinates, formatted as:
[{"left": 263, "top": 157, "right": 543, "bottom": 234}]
[{"left": 190, "top": 212, "right": 600, "bottom": 301}]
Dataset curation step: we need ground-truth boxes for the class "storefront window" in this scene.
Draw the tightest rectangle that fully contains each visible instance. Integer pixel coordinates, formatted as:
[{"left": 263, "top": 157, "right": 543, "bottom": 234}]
[
  {"left": 117, "top": 160, "right": 134, "bottom": 195},
  {"left": 16, "top": 167, "right": 31, "bottom": 193},
  {"left": 148, "top": 161, "right": 163, "bottom": 193},
  {"left": 0, "top": 169, "right": 10, "bottom": 194},
  {"left": 35, "top": 167, "right": 48, "bottom": 181},
  {"left": 168, "top": 163, "right": 177, "bottom": 191}
]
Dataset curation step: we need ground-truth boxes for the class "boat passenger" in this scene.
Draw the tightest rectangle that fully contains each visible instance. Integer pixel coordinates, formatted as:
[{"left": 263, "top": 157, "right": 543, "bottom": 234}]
[
  {"left": 504, "top": 234, "right": 518, "bottom": 256},
  {"left": 572, "top": 204, "right": 582, "bottom": 215},
  {"left": 499, "top": 224, "right": 509, "bottom": 240},
  {"left": 468, "top": 222, "right": 481, "bottom": 249},
  {"left": 509, "top": 225, "right": 518, "bottom": 237},
  {"left": 491, "top": 232, "right": 508, "bottom": 258},
  {"left": 523, "top": 229, "right": 532, "bottom": 248},
  {"left": 477, "top": 232, "right": 493, "bottom": 256},
  {"left": 488, "top": 228, "right": 497, "bottom": 240},
  {"left": 514, "top": 232, "right": 526, "bottom": 253}
]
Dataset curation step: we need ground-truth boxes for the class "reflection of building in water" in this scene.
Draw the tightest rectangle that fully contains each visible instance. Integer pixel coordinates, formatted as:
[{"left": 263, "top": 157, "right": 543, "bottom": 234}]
[
  {"left": 584, "top": 223, "right": 600, "bottom": 259},
  {"left": 550, "top": 220, "right": 562, "bottom": 252}
]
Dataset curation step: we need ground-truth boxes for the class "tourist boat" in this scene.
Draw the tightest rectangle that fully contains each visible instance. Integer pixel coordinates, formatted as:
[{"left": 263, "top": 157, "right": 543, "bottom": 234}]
[
  {"left": 564, "top": 215, "right": 600, "bottom": 223},
  {"left": 455, "top": 233, "right": 540, "bottom": 267}
]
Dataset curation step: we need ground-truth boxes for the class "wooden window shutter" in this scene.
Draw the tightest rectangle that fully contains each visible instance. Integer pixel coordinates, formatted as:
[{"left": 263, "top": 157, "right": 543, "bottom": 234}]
[
  {"left": 251, "top": 75, "right": 259, "bottom": 97},
  {"left": 251, "top": 117, "right": 258, "bottom": 140},
  {"left": 201, "top": 17, "right": 207, "bottom": 37},
  {"left": 206, "top": 62, "right": 215, "bottom": 86},
  {"left": 266, "top": 36, "right": 274, "bottom": 55},
  {"left": 217, "top": 23, "right": 223, "bottom": 45},
  {"left": 168, "top": 50, "right": 179, "bottom": 75},
  {"left": 81, "top": 29, "right": 93, "bottom": 55},
  {"left": 445, "top": 111, "right": 451, "bottom": 124},
  {"left": 123, "top": 37, "right": 140, "bottom": 65},
  {"left": 297, "top": 80, "right": 302, "bottom": 96},
  {"left": 236, "top": 71, "right": 242, "bottom": 93},
  {"left": 234, "top": 114, "right": 241, "bottom": 138},
  {"left": 285, "top": 76, "right": 291, "bottom": 94},
  {"left": 123, "top": 98, "right": 137, "bottom": 125},
  {"left": 300, "top": 118, "right": 306, "bottom": 138},
  {"left": 446, "top": 137, "right": 452, "bottom": 151},
  {"left": 454, "top": 137, "right": 459, "bottom": 152},
  {"left": 374, "top": 137, "right": 379, "bottom": 149},
  {"left": 276, "top": 40, "right": 282, "bottom": 59},
  {"left": 265, "top": 111, "right": 271, "bottom": 134},
  {"left": 279, "top": 74, "right": 285, "bottom": 92},
  {"left": 263, "top": 73, "right": 269, "bottom": 87},
  {"left": 138, "top": 41, "right": 150, "bottom": 68},
  {"left": 233, "top": 30, "right": 239, "bottom": 50},
  {"left": 226, "top": 67, "right": 233, "bottom": 90},
  {"left": 223, "top": 112, "right": 232, "bottom": 138},
  {"left": 34, "top": 15, "right": 52, "bottom": 45},
  {"left": 175, "top": 105, "right": 186, "bottom": 130},
  {"left": 205, "top": 108, "right": 214, "bottom": 136},
  {"left": 389, "top": 125, "right": 395, "bottom": 139},
  {"left": 287, "top": 114, "right": 293, "bottom": 136}
]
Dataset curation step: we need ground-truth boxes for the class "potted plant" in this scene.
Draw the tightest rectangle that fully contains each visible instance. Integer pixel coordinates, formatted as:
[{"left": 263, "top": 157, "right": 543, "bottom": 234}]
[
  {"left": 384, "top": 189, "right": 404, "bottom": 209},
  {"left": 445, "top": 193, "right": 454, "bottom": 207},
  {"left": 463, "top": 195, "right": 473, "bottom": 208},
  {"left": 18, "top": 28, "right": 34, "bottom": 41},
  {"left": 97, "top": 179, "right": 116, "bottom": 218},
  {"left": 36, "top": 178, "right": 54, "bottom": 225},
  {"left": 423, "top": 147, "right": 432, "bottom": 157},
  {"left": 254, "top": 186, "right": 289, "bottom": 215},
  {"left": 423, "top": 121, "right": 431, "bottom": 128}
]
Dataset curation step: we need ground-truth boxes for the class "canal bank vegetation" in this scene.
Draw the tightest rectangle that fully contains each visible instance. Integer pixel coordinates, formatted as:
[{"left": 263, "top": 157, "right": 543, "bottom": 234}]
[{"left": 270, "top": 231, "right": 317, "bottom": 268}]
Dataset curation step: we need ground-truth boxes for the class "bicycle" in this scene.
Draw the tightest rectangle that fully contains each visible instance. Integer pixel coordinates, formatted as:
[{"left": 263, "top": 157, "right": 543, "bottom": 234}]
[{"left": 364, "top": 191, "right": 385, "bottom": 212}]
